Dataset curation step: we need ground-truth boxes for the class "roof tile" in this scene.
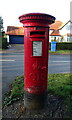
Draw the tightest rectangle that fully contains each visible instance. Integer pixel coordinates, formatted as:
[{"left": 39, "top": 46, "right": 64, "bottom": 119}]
[
  {"left": 50, "top": 30, "right": 61, "bottom": 36},
  {"left": 50, "top": 21, "right": 63, "bottom": 30},
  {"left": 6, "top": 26, "right": 24, "bottom": 35}
]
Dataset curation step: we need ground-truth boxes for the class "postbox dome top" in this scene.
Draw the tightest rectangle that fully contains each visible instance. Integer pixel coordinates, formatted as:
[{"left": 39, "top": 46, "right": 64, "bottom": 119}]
[{"left": 19, "top": 13, "right": 56, "bottom": 27}]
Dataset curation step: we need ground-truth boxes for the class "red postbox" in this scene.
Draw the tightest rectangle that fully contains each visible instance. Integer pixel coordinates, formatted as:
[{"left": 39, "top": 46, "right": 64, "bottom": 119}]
[{"left": 19, "top": 13, "right": 55, "bottom": 109}]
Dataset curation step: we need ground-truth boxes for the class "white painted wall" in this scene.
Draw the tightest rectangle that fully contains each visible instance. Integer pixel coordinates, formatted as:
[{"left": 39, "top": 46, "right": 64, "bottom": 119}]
[
  {"left": 7, "top": 35, "right": 9, "bottom": 42},
  {"left": 60, "top": 22, "right": 70, "bottom": 35},
  {"left": 49, "top": 36, "right": 61, "bottom": 42},
  {"left": 49, "top": 30, "right": 53, "bottom": 34},
  {"left": 49, "top": 21, "right": 72, "bottom": 42}
]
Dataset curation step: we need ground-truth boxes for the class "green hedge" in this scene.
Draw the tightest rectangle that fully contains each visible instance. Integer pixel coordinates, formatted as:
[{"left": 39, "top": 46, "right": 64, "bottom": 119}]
[
  {"left": 49, "top": 42, "right": 72, "bottom": 50},
  {"left": 56, "top": 42, "right": 72, "bottom": 50},
  {"left": 2, "top": 37, "right": 9, "bottom": 49},
  {"left": 0, "top": 32, "right": 9, "bottom": 49}
]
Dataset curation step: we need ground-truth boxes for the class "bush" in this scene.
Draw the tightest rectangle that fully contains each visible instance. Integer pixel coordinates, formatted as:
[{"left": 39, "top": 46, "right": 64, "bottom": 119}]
[
  {"left": 56, "top": 42, "right": 72, "bottom": 50},
  {"left": 2, "top": 37, "right": 9, "bottom": 49}
]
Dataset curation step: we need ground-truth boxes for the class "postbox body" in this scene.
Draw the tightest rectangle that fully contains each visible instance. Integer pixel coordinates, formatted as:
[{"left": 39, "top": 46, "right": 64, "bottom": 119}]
[
  {"left": 24, "top": 27, "right": 49, "bottom": 94},
  {"left": 19, "top": 13, "right": 55, "bottom": 109}
]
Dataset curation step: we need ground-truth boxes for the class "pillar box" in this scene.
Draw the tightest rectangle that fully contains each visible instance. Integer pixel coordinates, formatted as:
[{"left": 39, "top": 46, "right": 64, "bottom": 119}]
[{"left": 19, "top": 13, "right": 55, "bottom": 110}]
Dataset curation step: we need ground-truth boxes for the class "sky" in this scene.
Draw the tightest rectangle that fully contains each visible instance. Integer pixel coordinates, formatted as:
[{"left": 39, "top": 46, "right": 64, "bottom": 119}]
[{"left": 0, "top": 0, "right": 71, "bottom": 31}]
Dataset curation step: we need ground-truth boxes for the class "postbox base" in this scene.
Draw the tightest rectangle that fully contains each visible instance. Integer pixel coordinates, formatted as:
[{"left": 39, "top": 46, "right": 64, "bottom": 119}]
[{"left": 24, "top": 91, "right": 47, "bottom": 110}]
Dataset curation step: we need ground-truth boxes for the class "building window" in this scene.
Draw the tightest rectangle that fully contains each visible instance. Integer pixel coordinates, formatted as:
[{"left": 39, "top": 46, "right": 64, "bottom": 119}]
[{"left": 67, "top": 36, "right": 72, "bottom": 42}]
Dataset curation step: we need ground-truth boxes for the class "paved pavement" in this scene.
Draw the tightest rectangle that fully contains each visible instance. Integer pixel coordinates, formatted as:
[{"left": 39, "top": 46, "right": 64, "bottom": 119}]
[{"left": 0, "top": 45, "right": 72, "bottom": 98}]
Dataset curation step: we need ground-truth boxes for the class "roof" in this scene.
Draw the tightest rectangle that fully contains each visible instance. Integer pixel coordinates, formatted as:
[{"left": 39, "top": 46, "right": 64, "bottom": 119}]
[
  {"left": 6, "top": 20, "right": 70, "bottom": 36},
  {"left": 6, "top": 26, "right": 24, "bottom": 35},
  {"left": 7, "top": 26, "right": 19, "bottom": 31},
  {"left": 50, "top": 30, "right": 61, "bottom": 36},
  {"left": 6, "top": 21, "right": 62, "bottom": 35},
  {"left": 50, "top": 20, "right": 63, "bottom": 30},
  {"left": 59, "top": 20, "right": 72, "bottom": 30},
  {"left": 64, "top": 33, "right": 72, "bottom": 36}
]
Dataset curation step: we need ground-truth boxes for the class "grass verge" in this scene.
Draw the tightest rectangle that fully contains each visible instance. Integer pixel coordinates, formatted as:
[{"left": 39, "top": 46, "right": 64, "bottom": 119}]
[
  {"left": 3, "top": 76, "right": 24, "bottom": 106},
  {"left": 3, "top": 73, "right": 72, "bottom": 114},
  {"left": 48, "top": 73, "right": 72, "bottom": 114}
]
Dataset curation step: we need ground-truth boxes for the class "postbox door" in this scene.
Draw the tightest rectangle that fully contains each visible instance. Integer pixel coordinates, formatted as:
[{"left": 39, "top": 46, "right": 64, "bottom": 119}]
[{"left": 24, "top": 30, "right": 49, "bottom": 94}]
